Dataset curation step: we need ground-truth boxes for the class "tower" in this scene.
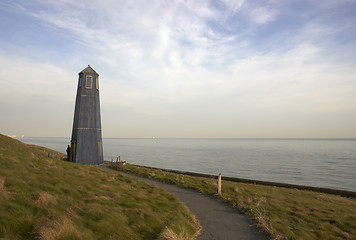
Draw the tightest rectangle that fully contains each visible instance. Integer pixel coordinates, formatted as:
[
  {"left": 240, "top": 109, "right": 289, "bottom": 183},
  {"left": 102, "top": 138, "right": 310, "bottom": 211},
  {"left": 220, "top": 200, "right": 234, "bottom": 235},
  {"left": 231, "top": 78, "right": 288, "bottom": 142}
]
[{"left": 70, "top": 65, "right": 103, "bottom": 165}]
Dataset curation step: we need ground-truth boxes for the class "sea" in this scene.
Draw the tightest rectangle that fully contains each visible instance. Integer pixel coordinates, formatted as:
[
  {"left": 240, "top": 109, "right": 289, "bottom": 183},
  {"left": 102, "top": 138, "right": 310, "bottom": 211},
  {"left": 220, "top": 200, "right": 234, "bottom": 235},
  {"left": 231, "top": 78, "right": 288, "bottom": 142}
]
[{"left": 19, "top": 137, "right": 356, "bottom": 192}]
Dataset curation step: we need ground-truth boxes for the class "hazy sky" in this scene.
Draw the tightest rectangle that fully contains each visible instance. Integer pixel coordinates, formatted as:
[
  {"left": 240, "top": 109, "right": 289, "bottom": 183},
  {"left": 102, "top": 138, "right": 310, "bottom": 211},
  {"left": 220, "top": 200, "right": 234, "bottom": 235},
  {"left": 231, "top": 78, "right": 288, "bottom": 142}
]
[{"left": 0, "top": 0, "right": 355, "bottom": 138}]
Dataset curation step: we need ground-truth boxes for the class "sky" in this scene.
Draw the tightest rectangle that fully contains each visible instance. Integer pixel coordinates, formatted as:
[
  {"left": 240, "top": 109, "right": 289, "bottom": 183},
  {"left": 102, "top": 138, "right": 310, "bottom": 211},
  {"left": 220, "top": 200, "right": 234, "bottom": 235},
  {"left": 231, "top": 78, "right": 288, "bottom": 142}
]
[{"left": 0, "top": 0, "right": 356, "bottom": 138}]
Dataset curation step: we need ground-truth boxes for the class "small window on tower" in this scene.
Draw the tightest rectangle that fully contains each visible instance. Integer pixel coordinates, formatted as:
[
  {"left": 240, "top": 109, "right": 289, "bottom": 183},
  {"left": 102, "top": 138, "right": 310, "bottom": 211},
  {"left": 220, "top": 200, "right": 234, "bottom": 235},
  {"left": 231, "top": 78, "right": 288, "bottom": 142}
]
[
  {"left": 85, "top": 76, "right": 93, "bottom": 89},
  {"left": 96, "top": 76, "right": 99, "bottom": 90}
]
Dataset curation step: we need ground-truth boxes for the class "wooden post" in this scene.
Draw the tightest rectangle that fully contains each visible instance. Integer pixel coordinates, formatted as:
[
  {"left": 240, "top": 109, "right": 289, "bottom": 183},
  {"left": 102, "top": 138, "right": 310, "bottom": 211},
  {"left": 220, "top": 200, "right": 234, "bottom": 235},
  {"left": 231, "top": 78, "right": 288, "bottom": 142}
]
[{"left": 217, "top": 173, "right": 222, "bottom": 195}]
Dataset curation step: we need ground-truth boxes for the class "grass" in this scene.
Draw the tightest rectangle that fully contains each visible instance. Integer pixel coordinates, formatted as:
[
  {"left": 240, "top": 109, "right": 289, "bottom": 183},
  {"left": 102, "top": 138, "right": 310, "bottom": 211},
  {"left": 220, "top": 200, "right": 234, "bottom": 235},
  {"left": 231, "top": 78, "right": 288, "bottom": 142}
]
[
  {"left": 0, "top": 134, "right": 201, "bottom": 240},
  {"left": 111, "top": 163, "right": 356, "bottom": 240}
]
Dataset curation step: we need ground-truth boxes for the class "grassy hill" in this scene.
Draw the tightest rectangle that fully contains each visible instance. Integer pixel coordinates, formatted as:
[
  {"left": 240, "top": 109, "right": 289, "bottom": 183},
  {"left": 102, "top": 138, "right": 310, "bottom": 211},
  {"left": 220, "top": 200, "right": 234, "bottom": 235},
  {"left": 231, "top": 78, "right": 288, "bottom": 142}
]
[
  {"left": 0, "top": 134, "right": 200, "bottom": 240},
  {"left": 111, "top": 163, "right": 356, "bottom": 240}
]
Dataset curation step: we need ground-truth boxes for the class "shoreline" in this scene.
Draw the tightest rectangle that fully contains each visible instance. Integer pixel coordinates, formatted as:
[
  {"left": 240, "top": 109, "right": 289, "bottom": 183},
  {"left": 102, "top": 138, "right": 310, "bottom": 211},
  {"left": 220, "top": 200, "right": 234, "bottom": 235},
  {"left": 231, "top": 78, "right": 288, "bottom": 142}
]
[{"left": 129, "top": 163, "right": 356, "bottom": 199}]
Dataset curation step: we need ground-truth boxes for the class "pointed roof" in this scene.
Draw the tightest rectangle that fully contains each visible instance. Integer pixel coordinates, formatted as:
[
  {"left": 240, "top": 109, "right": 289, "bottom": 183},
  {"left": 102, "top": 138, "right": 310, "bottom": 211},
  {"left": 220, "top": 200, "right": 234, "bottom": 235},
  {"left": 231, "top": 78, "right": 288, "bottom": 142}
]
[{"left": 79, "top": 65, "right": 99, "bottom": 76}]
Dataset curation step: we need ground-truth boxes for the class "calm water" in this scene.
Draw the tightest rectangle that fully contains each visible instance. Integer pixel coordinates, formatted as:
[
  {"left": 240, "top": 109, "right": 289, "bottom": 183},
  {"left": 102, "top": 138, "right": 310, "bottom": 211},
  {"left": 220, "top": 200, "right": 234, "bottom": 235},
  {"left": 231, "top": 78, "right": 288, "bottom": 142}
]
[{"left": 20, "top": 137, "right": 356, "bottom": 192}]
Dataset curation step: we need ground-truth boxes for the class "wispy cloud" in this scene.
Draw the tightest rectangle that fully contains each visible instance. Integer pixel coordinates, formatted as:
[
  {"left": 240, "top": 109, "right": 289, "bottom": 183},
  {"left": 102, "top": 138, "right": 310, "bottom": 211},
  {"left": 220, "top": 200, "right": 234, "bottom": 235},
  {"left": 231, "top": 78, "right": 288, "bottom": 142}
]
[{"left": 248, "top": 6, "right": 277, "bottom": 24}]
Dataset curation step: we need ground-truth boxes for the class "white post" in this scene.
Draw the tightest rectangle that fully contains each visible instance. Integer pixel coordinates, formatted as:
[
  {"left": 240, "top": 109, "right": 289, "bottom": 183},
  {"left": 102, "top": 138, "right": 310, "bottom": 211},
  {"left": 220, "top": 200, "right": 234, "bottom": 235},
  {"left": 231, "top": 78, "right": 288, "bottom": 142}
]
[{"left": 217, "top": 173, "right": 222, "bottom": 195}]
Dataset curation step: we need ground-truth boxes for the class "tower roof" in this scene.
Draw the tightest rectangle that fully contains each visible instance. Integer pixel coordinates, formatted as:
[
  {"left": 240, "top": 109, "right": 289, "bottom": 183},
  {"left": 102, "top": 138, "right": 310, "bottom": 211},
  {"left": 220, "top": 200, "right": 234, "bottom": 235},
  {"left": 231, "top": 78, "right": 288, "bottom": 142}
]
[{"left": 79, "top": 65, "right": 99, "bottom": 76}]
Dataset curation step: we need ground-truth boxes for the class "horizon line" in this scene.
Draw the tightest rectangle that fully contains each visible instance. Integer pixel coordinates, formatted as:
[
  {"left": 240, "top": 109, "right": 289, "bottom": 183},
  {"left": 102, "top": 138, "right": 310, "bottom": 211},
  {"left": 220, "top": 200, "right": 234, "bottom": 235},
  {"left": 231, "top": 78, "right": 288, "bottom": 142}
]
[{"left": 16, "top": 136, "right": 356, "bottom": 140}]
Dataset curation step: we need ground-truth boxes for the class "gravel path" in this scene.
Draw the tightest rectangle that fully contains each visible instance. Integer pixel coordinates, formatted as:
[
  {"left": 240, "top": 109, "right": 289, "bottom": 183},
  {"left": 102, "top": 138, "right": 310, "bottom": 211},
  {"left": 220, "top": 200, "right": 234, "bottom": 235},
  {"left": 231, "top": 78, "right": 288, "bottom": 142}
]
[{"left": 99, "top": 164, "right": 267, "bottom": 240}]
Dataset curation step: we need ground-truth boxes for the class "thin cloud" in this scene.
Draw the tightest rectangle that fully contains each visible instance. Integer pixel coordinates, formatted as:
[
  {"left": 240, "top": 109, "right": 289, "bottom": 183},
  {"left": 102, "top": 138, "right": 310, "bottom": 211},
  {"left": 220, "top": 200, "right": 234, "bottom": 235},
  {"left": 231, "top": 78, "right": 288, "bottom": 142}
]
[
  {"left": 221, "top": 0, "right": 245, "bottom": 12},
  {"left": 248, "top": 7, "right": 277, "bottom": 24}
]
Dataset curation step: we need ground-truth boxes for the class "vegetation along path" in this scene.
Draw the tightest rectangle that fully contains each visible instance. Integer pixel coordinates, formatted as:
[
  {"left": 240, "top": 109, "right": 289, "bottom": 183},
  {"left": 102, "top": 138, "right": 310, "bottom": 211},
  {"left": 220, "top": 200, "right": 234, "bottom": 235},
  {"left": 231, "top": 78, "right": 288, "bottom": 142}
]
[{"left": 99, "top": 163, "right": 266, "bottom": 240}]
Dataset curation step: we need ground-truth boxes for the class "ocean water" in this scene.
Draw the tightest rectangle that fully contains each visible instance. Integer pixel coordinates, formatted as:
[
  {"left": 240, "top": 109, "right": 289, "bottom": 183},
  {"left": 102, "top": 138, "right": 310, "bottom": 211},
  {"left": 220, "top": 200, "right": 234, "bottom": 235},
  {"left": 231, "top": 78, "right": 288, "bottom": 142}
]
[{"left": 20, "top": 137, "right": 356, "bottom": 192}]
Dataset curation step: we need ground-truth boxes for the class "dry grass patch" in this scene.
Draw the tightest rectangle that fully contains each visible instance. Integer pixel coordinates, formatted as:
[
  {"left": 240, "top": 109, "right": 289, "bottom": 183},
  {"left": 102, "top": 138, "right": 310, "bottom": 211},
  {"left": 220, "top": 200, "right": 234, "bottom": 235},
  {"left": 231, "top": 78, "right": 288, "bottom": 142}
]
[
  {"left": 159, "top": 206, "right": 202, "bottom": 240},
  {"left": 46, "top": 159, "right": 54, "bottom": 164},
  {"left": 36, "top": 192, "right": 58, "bottom": 207},
  {"left": 65, "top": 206, "right": 81, "bottom": 220},
  {"left": 45, "top": 159, "right": 58, "bottom": 169},
  {"left": 120, "top": 183, "right": 133, "bottom": 190},
  {"left": 100, "top": 184, "right": 110, "bottom": 189},
  {"left": 317, "top": 192, "right": 355, "bottom": 205},
  {"left": 28, "top": 162, "right": 39, "bottom": 170},
  {"left": 160, "top": 227, "right": 192, "bottom": 240},
  {"left": 0, "top": 177, "right": 4, "bottom": 192},
  {"left": 106, "top": 176, "right": 116, "bottom": 182},
  {"left": 92, "top": 195, "right": 113, "bottom": 201},
  {"left": 33, "top": 217, "right": 83, "bottom": 240},
  {"left": 9, "top": 157, "right": 19, "bottom": 163}
]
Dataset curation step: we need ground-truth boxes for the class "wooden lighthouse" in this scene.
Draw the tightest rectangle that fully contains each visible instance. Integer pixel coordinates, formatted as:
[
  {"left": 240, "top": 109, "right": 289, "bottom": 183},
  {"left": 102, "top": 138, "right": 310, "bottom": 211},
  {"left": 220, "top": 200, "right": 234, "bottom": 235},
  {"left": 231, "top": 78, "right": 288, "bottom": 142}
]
[{"left": 70, "top": 65, "right": 103, "bottom": 165}]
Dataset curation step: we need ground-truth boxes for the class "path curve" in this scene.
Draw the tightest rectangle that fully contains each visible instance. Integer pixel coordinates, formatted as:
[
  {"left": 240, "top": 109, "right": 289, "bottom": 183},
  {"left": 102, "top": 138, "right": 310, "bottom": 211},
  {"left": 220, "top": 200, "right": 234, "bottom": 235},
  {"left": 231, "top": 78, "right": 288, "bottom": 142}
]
[{"left": 99, "top": 164, "right": 267, "bottom": 240}]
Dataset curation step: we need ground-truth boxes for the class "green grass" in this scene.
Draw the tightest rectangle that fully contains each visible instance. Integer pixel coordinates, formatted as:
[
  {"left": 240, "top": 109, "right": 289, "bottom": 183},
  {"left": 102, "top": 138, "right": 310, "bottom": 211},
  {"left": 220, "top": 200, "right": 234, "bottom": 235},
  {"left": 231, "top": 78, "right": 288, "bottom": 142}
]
[
  {"left": 0, "top": 134, "right": 201, "bottom": 240},
  {"left": 111, "top": 163, "right": 356, "bottom": 240}
]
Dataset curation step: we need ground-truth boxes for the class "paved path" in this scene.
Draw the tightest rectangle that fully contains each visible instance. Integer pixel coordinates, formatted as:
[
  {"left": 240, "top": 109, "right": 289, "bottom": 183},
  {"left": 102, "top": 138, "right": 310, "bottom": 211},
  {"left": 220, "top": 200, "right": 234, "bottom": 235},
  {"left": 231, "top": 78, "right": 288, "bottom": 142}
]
[{"left": 99, "top": 164, "right": 267, "bottom": 240}]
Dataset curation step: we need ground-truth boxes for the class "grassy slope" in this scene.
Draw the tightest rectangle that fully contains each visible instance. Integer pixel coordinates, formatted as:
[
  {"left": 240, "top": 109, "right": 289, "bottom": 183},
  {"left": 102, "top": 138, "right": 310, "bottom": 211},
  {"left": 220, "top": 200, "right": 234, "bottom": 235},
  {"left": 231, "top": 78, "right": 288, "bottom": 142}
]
[
  {"left": 111, "top": 163, "right": 356, "bottom": 240},
  {"left": 0, "top": 134, "right": 200, "bottom": 240}
]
